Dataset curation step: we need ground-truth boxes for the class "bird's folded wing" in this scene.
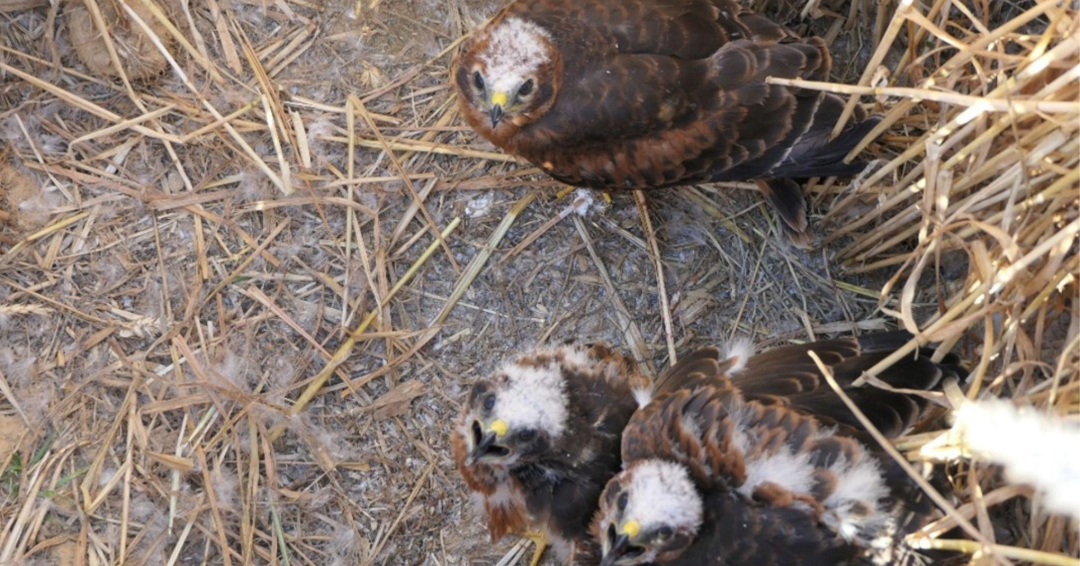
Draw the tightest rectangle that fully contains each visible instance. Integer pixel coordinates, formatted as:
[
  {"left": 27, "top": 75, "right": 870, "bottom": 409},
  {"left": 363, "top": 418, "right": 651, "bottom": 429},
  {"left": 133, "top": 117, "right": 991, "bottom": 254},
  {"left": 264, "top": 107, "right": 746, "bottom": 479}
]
[
  {"left": 732, "top": 332, "right": 954, "bottom": 438},
  {"left": 650, "top": 346, "right": 735, "bottom": 397},
  {"left": 513, "top": 0, "right": 793, "bottom": 60},
  {"left": 620, "top": 384, "right": 749, "bottom": 488},
  {"left": 525, "top": 36, "right": 839, "bottom": 179}
]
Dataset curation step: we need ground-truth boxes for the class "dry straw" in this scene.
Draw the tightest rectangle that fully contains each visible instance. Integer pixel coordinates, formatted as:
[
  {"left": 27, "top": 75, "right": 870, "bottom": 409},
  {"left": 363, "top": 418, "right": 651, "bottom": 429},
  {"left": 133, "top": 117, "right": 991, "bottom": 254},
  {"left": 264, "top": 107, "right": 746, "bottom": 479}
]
[
  {"left": 0, "top": 0, "right": 1076, "bottom": 565},
  {"left": 803, "top": 0, "right": 1078, "bottom": 562}
]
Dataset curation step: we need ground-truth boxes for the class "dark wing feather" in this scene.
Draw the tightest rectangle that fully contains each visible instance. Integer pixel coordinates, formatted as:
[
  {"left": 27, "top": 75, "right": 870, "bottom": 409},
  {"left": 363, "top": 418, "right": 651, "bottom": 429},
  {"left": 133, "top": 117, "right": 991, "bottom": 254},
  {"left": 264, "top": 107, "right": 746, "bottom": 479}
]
[
  {"left": 676, "top": 490, "right": 867, "bottom": 566},
  {"left": 516, "top": 31, "right": 872, "bottom": 192},
  {"left": 504, "top": 0, "right": 806, "bottom": 171},
  {"left": 651, "top": 346, "right": 744, "bottom": 397},
  {"left": 701, "top": 38, "right": 850, "bottom": 182},
  {"left": 732, "top": 331, "right": 961, "bottom": 438},
  {"left": 755, "top": 178, "right": 808, "bottom": 245}
]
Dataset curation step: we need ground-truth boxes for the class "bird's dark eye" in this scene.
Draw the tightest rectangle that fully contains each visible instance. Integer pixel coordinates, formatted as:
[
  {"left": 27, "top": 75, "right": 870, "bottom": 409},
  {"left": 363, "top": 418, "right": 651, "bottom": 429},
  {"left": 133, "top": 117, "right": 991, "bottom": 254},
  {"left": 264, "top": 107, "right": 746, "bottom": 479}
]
[
  {"left": 517, "top": 429, "right": 536, "bottom": 442},
  {"left": 657, "top": 526, "right": 673, "bottom": 540},
  {"left": 473, "top": 71, "right": 485, "bottom": 91},
  {"left": 482, "top": 394, "right": 495, "bottom": 412},
  {"left": 617, "top": 492, "right": 628, "bottom": 511},
  {"left": 518, "top": 79, "right": 534, "bottom": 97}
]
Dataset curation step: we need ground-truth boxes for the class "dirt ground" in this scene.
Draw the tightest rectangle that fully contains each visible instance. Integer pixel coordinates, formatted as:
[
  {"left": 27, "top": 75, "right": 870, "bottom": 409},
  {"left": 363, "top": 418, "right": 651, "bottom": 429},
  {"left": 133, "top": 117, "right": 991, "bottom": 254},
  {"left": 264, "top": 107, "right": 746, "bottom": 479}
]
[{"left": 0, "top": 1, "right": 1052, "bottom": 565}]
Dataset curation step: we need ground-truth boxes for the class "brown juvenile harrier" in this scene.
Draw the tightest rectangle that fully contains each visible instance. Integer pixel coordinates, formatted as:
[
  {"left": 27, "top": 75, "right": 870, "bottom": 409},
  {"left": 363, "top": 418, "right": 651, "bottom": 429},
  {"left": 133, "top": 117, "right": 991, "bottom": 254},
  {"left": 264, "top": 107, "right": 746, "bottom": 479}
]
[
  {"left": 452, "top": 0, "right": 880, "bottom": 244},
  {"left": 452, "top": 342, "right": 651, "bottom": 565},
  {"left": 592, "top": 332, "right": 961, "bottom": 566}
]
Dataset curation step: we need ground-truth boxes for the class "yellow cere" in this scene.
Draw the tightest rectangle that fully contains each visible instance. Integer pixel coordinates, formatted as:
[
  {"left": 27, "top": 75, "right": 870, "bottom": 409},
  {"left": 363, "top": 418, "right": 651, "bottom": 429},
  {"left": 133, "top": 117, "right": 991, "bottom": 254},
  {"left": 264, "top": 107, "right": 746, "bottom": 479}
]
[
  {"left": 490, "top": 419, "right": 509, "bottom": 437},
  {"left": 491, "top": 91, "right": 509, "bottom": 107},
  {"left": 618, "top": 520, "right": 640, "bottom": 539}
]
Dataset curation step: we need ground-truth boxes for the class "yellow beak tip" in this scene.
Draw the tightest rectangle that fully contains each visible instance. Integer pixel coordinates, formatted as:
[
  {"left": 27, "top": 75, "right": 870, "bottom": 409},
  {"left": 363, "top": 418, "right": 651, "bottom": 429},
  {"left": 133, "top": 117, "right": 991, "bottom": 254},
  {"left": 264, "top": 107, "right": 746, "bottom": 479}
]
[
  {"left": 490, "top": 419, "right": 509, "bottom": 437},
  {"left": 618, "top": 519, "right": 640, "bottom": 539}
]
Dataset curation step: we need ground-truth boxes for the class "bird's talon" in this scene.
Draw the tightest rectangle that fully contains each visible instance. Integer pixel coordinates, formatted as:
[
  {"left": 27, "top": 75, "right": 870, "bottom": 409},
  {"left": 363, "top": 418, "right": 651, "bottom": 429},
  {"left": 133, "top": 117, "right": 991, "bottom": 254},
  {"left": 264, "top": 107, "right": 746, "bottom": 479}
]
[{"left": 522, "top": 530, "right": 547, "bottom": 566}]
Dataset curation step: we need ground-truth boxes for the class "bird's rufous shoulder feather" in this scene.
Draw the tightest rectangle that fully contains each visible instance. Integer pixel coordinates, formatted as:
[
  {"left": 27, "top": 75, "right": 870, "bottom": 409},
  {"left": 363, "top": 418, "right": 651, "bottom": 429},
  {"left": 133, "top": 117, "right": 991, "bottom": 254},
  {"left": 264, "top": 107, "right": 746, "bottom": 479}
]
[{"left": 621, "top": 383, "right": 748, "bottom": 489}]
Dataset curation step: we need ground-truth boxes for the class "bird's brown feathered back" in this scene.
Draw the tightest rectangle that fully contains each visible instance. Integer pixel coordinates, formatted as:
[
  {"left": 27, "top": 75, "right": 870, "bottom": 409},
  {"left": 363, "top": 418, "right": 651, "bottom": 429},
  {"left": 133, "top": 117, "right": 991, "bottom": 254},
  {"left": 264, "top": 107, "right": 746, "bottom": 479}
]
[{"left": 453, "top": 0, "right": 881, "bottom": 241}]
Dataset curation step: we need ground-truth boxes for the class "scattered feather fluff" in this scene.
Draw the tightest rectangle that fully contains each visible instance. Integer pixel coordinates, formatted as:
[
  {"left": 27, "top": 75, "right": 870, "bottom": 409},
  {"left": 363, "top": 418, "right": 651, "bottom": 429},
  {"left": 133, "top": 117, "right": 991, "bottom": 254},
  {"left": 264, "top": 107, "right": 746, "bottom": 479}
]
[
  {"left": 129, "top": 494, "right": 162, "bottom": 525},
  {"left": 305, "top": 114, "right": 339, "bottom": 168},
  {"left": 268, "top": 359, "right": 296, "bottom": 392},
  {"left": 631, "top": 386, "right": 653, "bottom": 408},
  {"left": 309, "top": 486, "right": 334, "bottom": 510},
  {"left": 570, "top": 189, "right": 596, "bottom": 216},
  {"left": 0, "top": 347, "right": 35, "bottom": 387},
  {"left": 210, "top": 349, "right": 256, "bottom": 391},
  {"left": 926, "top": 399, "right": 1080, "bottom": 520},
  {"left": 211, "top": 465, "right": 240, "bottom": 514},
  {"left": 329, "top": 522, "right": 367, "bottom": 566},
  {"left": 465, "top": 193, "right": 494, "bottom": 218},
  {"left": 238, "top": 168, "right": 274, "bottom": 202},
  {"left": 248, "top": 405, "right": 288, "bottom": 440},
  {"left": 2, "top": 165, "right": 61, "bottom": 231},
  {"left": 18, "top": 383, "right": 53, "bottom": 427},
  {"left": 99, "top": 466, "right": 119, "bottom": 488},
  {"left": 723, "top": 338, "right": 754, "bottom": 374},
  {"left": 91, "top": 251, "right": 127, "bottom": 292},
  {"left": 315, "top": 421, "right": 358, "bottom": 461}
]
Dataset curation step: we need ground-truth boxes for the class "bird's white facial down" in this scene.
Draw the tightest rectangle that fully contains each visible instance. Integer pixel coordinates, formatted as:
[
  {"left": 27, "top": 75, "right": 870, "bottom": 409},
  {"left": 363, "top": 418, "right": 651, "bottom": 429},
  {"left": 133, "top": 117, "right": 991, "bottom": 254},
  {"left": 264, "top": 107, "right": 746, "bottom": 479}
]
[
  {"left": 599, "top": 460, "right": 703, "bottom": 566},
  {"left": 493, "top": 358, "right": 569, "bottom": 439},
  {"left": 471, "top": 17, "right": 552, "bottom": 124},
  {"left": 463, "top": 347, "right": 571, "bottom": 467}
]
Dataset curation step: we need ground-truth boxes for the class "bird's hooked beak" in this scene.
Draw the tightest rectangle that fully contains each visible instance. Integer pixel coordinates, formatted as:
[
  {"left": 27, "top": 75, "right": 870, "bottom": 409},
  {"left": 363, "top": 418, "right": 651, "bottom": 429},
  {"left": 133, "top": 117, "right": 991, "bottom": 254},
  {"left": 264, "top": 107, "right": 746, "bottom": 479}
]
[
  {"left": 488, "top": 91, "right": 508, "bottom": 127},
  {"left": 466, "top": 418, "right": 510, "bottom": 465},
  {"left": 600, "top": 520, "right": 641, "bottom": 566}
]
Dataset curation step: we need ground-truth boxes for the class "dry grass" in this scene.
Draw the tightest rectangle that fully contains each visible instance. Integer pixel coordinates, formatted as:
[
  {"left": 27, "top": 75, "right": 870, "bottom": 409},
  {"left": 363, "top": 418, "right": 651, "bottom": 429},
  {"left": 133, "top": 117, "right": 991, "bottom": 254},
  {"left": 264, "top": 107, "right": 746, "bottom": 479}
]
[{"left": 0, "top": 0, "right": 1076, "bottom": 566}]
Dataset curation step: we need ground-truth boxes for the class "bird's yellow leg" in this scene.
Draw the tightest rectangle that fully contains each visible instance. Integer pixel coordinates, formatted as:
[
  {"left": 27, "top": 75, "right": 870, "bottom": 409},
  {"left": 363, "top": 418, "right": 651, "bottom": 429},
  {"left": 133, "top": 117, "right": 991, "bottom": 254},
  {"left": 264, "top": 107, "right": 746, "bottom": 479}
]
[
  {"left": 521, "top": 530, "right": 547, "bottom": 566},
  {"left": 555, "top": 186, "right": 576, "bottom": 199},
  {"left": 554, "top": 185, "right": 612, "bottom": 204}
]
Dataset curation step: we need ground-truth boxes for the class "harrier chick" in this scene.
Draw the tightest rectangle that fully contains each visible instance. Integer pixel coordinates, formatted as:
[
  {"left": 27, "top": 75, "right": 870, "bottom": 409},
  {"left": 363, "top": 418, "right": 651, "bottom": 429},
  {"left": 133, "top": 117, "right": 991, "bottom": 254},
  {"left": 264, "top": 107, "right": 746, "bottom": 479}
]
[
  {"left": 594, "top": 333, "right": 962, "bottom": 566},
  {"left": 453, "top": 342, "right": 650, "bottom": 565}
]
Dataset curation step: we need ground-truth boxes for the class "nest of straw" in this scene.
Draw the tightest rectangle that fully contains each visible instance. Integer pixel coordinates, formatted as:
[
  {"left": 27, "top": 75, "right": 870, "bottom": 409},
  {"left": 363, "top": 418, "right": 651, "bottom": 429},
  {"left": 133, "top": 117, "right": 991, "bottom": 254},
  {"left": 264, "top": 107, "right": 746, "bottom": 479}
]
[
  {"left": 0, "top": 0, "right": 1076, "bottom": 565},
  {"left": 809, "top": 0, "right": 1079, "bottom": 561}
]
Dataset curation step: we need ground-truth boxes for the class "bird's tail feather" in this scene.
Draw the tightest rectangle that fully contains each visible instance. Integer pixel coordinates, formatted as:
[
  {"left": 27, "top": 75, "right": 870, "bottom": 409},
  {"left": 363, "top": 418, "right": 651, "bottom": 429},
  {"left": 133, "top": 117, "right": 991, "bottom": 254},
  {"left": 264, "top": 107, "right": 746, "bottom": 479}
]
[
  {"left": 754, "top": 178, "right": 809, "bottom": 247},
  {"left": 770, "top": 92, "right": 883, "bottom": 179}
]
